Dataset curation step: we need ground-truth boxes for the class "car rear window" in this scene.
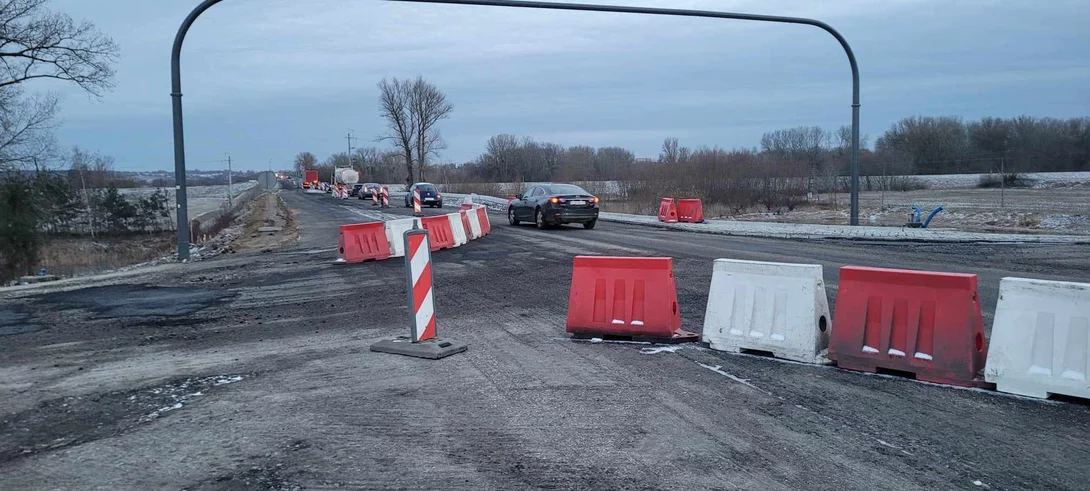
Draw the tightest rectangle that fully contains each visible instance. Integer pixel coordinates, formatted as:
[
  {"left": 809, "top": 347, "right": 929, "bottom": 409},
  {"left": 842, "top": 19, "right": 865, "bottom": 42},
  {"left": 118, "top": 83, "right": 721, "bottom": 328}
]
[
  {"left": 419, "top": 185, "right": 437, "bottom": 192},
  {"left": 546, "top": 184, "right": 589, "bottom": 195}
]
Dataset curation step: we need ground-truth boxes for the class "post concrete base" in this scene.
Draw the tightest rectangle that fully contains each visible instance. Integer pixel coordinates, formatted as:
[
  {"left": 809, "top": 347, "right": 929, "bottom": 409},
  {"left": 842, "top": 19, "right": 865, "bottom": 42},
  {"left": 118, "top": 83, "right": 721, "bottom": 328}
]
[{"left": 370, "top": 336, "right": 467, "bottom": 359}]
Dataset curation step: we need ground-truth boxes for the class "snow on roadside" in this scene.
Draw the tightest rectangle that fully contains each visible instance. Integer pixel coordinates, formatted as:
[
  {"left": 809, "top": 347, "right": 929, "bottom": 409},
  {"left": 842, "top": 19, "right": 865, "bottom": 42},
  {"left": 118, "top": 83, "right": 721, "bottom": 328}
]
[{"left": 640, "top": 345, "right": 685, "bottom": 355}]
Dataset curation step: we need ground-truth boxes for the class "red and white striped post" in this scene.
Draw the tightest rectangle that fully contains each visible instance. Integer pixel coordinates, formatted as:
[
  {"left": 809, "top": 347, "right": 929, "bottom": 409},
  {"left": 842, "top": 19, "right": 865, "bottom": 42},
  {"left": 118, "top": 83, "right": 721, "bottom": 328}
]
[
  {"left": 369, "top": 222, "right": 467, "bottom": 359},
  {"left": 371, "top": 187, "right": 379, "bottom": 206},
  {"left": 381, "top": 186, "right": 390, "bottom": 208},
  {"left": 412, "top": 188, "right": 422, "bottom": 216},
  {"left": 404, "top": 227, "right": 436, "bottom": 342}
]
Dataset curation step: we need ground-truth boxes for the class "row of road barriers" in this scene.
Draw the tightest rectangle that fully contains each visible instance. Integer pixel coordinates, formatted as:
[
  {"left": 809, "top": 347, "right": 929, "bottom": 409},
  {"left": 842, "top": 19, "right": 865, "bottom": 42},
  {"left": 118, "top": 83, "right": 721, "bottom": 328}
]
[
  {"left": 337, "top": 204, "right": 492, "bottom": 263},
  {"left": 566, "top": 255, "right": 1089, "bottom": 401},
  {"left": 658, "top": 198, "right": 705, "bottom": 224}
]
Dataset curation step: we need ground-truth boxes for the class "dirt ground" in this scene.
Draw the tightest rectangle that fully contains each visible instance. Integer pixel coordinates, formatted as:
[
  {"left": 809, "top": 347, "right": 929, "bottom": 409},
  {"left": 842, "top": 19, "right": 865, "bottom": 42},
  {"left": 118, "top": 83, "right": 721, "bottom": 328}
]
[{"left": 1, "top": 188, "right": 1089, "bottom": 490}]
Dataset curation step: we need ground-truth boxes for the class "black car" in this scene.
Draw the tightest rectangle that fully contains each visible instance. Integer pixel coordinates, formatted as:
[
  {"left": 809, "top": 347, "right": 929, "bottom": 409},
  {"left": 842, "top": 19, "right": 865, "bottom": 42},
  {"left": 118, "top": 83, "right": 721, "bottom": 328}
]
[
  {"left": 508, "top": 183, "right": 599, "bottom": 229},
  {"left": 357, "top": 182, "right": 380, "bottom": 199},
  {"left": 349, "top": 183, "right": 366, "bottom": 197},
  {"left": 405, "top": 182, "right": 443, "bottom": 208}
]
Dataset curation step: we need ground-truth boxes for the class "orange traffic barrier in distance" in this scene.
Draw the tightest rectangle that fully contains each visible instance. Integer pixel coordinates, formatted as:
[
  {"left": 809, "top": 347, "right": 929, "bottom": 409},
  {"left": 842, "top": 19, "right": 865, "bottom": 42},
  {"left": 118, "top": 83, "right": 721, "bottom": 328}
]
[
  {"left": 677, "top": 199, "right": 704, "bottom": 223},
  {"left": 420, "top": 215, "right": 456, "bottom": 251},
  {"left": 828, "top": 265, "right": 988, "bottom": 387},
  {"left": 475, "top": 206, "right": 491, "bottom": 236},
  {"left": 566, "top": 256, "right": 697, "bottom": 342},
  {"left": 338, "top": 222, "right": 391, "bottom": 263},
  {"left": 658, "top": 198, "right": 678, "bottom": 223}
]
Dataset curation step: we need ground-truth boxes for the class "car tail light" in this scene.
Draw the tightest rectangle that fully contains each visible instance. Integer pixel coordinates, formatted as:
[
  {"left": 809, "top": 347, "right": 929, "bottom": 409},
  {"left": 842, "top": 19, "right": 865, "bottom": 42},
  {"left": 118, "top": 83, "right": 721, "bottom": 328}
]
[
  {"left": 592, "top": 197, "right": 600, "bottom": 203},
  {"left": 437, "top": 193, "right": 442, "bottom": 199}
]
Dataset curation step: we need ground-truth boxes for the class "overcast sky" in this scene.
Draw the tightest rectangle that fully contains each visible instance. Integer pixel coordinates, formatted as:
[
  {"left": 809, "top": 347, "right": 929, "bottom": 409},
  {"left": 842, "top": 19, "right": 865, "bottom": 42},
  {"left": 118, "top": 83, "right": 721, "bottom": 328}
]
[{"left": 45, "top": 0, "right": 1090, "bottom": 171}]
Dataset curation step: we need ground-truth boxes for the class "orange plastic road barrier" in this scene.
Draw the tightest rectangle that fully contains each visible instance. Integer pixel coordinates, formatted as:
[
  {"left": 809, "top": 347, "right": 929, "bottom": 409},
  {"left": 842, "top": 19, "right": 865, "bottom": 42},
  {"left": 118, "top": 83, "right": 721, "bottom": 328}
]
[
  {"left": 475, "top": 206, "right": 491, "bottom": 236},
  {"left": 459, "top": 203, "right": 475, "bottom": 211},
  {"left": 338, "top": 222, "right": 391, "bottom": 263},
  {"left": 420, "top": 215, "right": 456, "bottom": 251},
  {"left": 829, "top": 265, "right": 988, "bottom": 387},
  {"left": 677, "top": 199, "right": 704, "bottom": 223},
  {"left": 459, "top": 210, "right": 474, "bottom": 239},
  {"left": 566, "top": 256, "right": 697, "bottom": 342},
  {"left": 658, "top": 198, "right": 678, "bottom": 223}
]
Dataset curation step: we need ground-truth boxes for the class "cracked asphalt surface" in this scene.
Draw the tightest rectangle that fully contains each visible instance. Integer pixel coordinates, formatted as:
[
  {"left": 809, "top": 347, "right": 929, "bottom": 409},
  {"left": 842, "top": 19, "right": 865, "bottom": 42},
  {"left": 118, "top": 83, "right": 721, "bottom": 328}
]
[{"left": 2, "top": 186, "right": 1089, "bottom": 490}]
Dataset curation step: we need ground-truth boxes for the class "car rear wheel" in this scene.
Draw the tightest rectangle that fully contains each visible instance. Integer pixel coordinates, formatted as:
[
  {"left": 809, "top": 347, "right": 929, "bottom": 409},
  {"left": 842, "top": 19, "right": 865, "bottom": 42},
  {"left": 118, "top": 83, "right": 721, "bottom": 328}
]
[
  {"left": 508, "top": 207, "right": 520, "bottom": 225},
  {"left": 583, "top": 219, "right": 597, "bottom": 230},
  {"left": 535, "top": 208, "right": 547, "bottom": 229}
]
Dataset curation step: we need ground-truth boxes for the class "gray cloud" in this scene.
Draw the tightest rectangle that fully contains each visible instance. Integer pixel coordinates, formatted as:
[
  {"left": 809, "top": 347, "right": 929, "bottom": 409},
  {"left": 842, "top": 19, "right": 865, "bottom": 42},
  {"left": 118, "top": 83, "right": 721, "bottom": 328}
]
[{"left": 46, "top": 0, "right": 1090, "bottom": 170}]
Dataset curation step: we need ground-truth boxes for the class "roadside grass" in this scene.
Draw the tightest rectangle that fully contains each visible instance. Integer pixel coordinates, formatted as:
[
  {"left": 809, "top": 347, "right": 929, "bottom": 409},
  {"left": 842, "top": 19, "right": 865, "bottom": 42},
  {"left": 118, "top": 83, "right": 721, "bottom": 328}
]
[{"left": 37, "top": 234, "right": 175, "bottom": 278}]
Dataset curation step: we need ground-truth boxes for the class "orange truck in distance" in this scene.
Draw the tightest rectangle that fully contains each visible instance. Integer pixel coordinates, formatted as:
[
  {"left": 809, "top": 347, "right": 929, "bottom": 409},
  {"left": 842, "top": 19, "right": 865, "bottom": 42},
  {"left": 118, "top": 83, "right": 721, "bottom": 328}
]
[{"left": 303, "top": 169, "right": 319, "bottom": 190}]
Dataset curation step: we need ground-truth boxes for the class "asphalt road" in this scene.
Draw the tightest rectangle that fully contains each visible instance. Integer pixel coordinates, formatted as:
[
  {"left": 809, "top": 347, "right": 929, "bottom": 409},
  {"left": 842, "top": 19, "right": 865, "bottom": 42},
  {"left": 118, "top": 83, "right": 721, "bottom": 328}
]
[{"left": 1, "top": 187, "right": 1088, "bottom": 490}]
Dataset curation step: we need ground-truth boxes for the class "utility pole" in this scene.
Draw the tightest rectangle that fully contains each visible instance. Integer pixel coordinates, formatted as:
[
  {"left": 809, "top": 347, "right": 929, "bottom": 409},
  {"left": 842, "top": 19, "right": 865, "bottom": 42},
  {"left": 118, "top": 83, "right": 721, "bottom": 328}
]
[
  {"left": 347, "top": 130, "right": 358, "bottom": 168},
  {"left": 224, "top": 153, "right": 233, "bottom": 208}
]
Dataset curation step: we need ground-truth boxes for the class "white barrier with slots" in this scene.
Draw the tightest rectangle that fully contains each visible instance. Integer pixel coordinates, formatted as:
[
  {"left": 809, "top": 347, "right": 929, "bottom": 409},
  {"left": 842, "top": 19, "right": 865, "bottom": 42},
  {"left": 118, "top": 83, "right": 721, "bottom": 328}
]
[
  {"left": 385, "top": 218, "right": 419, "bottom": 258},
  {"left": 985, "top": 277, "right": 1090, "bottom": 400},
  {"left": 702, "top": 259, "right": 831, "bottom": 363},
  {"left": 448, "top": 213, "right": 468, "bottom": 247},
  {"left": 465, "top": 208, "right": 483, "bottom": 239}
]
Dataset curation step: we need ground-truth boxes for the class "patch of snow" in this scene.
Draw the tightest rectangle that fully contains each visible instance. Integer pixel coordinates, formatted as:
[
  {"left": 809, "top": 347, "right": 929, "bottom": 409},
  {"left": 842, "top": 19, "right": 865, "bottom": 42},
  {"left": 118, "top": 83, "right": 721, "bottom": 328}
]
[
  {"left": 631, "top": 320, "right": 644, "bottom": 326},
  {"left": 640, "top": 345, "right": 684, "bottom": 355},
  {"left": 698, "top": 363, "right": 773, "bottom": 396},
  {"left": 590, "top": 338, "right": 603, "bottom": 343},
  {"left": 214, "top": 375, "right": 244, "bottom": 385},
  {"left": 1061, "top": 370, "right": 1085, "bottom": 381},
  {"left": 610, "top": 319, "right": 624, "bottom": 325},
  {"left": 888, "top": 348, "right": 906, "bottom": 356},
  {"left": 1029, "top": 365, "right": 1052, "bottom": 375},
  {"left": 862, "top": 345, "right": 879, "bottom": 354},
  {"left": 914, "top": 352, "right": 933, "bottom": 360}
]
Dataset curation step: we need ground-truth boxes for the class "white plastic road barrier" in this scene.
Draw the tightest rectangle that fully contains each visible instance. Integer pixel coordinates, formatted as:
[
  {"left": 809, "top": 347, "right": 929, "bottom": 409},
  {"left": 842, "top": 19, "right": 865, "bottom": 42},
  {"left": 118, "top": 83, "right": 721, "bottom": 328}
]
[
  {"left": 985, "top": 277, "right": 1090, "bottom": 399},
  {"left": 466, "top": 208, "right": 483, "bottom": 239},
  {"left": 702, "top": 259, "right": 831, "bottom": 363},
  {"left": 447, "top": 213, "right": 468, "bottom": 246},
  {"left": 385, "top": 218, "right": 418, "bottom": 257}
]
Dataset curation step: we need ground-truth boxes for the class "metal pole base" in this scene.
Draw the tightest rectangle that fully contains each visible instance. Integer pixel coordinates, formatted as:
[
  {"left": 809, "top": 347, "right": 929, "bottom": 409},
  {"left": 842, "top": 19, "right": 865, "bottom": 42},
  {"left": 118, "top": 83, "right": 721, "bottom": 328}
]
[{"left": 369, "top": 335, "right": 467, "bottom": 359}]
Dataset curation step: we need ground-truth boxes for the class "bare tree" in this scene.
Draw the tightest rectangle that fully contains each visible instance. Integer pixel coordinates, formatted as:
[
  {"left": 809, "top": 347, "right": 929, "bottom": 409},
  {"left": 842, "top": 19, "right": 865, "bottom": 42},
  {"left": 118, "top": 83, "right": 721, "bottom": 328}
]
[
  {"left": 377, "top": 77, "right": 415, "bottom": 186},
  {"left": 659, "top": 137, "right": 690, "bottom": 165},
  {"left": 407, "top": 77, "right": 453, "bottom": 182},
  {"left": 0, "top": 87, "right": 57, "bottom": 170},
  {"left": 293, "top": 151, "right": 318, "bottom": 174},
  {"left": 0, "top": 0, "right": 119, "bottom": 94}
]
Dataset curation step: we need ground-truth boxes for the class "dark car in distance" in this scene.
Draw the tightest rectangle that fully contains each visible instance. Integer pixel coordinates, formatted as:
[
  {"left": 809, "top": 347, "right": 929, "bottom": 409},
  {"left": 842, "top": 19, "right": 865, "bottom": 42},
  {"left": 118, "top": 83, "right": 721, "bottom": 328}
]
[
  {"left": 405, "top": 182, "right": 443, "bottom": 208},
  {"left": 508, "top": 183, "right": 599, "bottom": 229},
  {"left": 356, "top": 182, "right": 380, "bottom": 199}
]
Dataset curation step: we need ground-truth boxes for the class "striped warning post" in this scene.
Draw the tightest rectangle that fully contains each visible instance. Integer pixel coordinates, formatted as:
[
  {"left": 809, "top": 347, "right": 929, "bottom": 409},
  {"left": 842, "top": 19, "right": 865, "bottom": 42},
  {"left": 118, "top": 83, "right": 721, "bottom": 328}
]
[
  {"left": 405, "top": 228, "right": 436, "bottom": 342},
  {"left": 413, "top": 188, "right": 422, "bottom": 216}
]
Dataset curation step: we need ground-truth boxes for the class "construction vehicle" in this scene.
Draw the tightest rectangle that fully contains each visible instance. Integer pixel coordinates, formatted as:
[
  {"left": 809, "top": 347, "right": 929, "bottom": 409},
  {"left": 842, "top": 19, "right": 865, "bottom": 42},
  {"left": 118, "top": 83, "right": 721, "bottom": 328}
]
[
  {"left": 303, "top": 169, "right": 322, "bottom": 193},
  {"left": 332, "top": 167, "right": 359, "bottom": 199}
]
